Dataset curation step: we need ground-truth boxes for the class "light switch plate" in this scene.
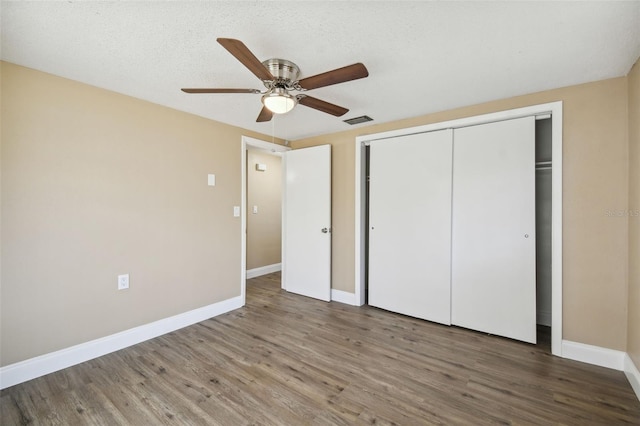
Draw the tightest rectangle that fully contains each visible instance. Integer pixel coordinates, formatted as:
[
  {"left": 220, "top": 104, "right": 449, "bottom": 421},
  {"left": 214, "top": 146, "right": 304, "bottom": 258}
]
[
  {"left": 233, "top": 206, "right": 240, "bottom": 217},
  {"left": 207, "top": 174, "right": 216, "bottom": 186}
]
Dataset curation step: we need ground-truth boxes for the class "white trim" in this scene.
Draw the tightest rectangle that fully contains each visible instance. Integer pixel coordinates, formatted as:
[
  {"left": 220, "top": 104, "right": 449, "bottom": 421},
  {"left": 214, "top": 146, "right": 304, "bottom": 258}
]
[
  {"left": 0, "top": 295, "right": 243, "bottom": 390},
  {"left": 246, "top": 263, "right": 282, "bottom": 279},
  {"left": 241, "top": 136, "right": 290, "bottom": 302},
  {"left": 358, "top": 106, "right": 561, "bottom": 143},
  {"left": 550, "top": 105, "right": 563, "bottom": 357},
  {"left": 355, "top": 139, "right": 367, "bottom": 306},
  {"left": 355, "top": 101, "right": 564, "bottom": 355},
  {"left": 331, "top": 289, "right": 359, "bottom": 306},
  {"left": 561, "top": 340, "right": 625, "bottom": 370},
  {"left": 242, "top": 137, "right": 290, "bottom": 154},
  {"left": 624, "top": 354, "right": 640, "bottom": 401},
  {"left": 281, "top": 152, "right": 288, "bottom": 291}
]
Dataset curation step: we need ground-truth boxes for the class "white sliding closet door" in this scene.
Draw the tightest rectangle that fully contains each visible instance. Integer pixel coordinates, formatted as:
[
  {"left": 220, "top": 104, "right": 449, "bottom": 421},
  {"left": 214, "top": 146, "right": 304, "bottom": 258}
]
[
  {"left": 369, "top": 130, "right": 453, "bottom": 324},
  {"left": 451, "top": 117, "right": 536, "bottom": 343}
]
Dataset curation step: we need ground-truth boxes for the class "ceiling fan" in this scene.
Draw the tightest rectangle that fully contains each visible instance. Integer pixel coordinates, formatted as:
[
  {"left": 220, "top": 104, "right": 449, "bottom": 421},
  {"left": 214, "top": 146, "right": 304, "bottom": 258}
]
[{"left": 181, "top": 38, "right": 369, "bottom": 122}]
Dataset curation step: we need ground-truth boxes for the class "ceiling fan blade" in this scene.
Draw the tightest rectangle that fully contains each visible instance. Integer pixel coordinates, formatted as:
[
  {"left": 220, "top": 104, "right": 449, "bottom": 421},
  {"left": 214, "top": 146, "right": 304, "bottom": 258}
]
[
  {"left": 217, "top": 38, "right": 274, "bottom": 81},
  {"left": 297, "top": 63, "right": 369, "bottom": 90},
  {"left": 181, "top": 88, "right": 260, "bottom": 94},
  {"left": 256, "top": 106, "right": 273, "bottom": 122},
  {"left": 298, "top": 95, "right": 349, "bottom": 117}
]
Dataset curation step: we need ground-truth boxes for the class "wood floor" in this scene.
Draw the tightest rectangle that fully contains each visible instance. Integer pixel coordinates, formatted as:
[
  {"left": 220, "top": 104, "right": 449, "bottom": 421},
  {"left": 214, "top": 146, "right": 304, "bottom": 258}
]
[{"left": 2, "top": 273, "right": 639, "bottom": 425}]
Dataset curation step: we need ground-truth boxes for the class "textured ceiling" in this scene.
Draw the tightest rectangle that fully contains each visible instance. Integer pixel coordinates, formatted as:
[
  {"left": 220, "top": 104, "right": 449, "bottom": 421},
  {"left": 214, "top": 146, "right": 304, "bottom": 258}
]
[{"left": 2, "top": 1, "right": 639, "bottom": 140}]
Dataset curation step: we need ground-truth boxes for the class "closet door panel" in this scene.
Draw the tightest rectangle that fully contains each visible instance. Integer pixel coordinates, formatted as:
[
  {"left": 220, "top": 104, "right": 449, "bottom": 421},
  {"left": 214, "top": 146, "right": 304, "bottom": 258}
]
[
  {"left": 369, "top": 129, "right": 453, "bottom": 324},
  {"left": 451, "top": 117, "right": 536, "bottom": 343}
]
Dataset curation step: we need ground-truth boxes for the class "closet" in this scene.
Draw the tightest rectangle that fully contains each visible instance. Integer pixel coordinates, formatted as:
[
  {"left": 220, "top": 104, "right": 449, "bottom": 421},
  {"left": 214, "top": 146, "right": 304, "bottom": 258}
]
[{"left": 368, "top": 115, "right": 545, "bottom": 344}]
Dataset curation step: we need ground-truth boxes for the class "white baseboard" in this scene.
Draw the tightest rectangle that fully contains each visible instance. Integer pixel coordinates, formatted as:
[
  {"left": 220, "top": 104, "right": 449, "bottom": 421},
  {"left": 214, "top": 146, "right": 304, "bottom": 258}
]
[
  {"left": 246, "top": 263, "right": 281, "bottom": 279},
  {"left": 624, "top": 354, "right": 640, "bottom": 401},
  {"left": 0, "top": 295, "right": 243, "bottom": 390},
  {"left": 561, "top": 340, "right": 625, "bottom": 370},
  {"left": 331, "top": 289, "right": 358, "bottom": 306}
]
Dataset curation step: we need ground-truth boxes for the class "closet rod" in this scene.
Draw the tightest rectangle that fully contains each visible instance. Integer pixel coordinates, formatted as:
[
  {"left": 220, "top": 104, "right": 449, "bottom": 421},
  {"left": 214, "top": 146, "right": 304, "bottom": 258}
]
[
  {"left": 536, "top": 166, "right": 552, "bottom": 171},
  {"left": 535, "top": 161, "right": 552, "bottom": 166}
]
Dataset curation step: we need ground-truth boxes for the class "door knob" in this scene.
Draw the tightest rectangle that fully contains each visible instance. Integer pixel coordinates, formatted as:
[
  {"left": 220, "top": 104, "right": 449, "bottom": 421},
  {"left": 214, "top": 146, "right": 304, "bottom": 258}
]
[{"left": 321, "top": 228, "right": 331, "bottom": 233}]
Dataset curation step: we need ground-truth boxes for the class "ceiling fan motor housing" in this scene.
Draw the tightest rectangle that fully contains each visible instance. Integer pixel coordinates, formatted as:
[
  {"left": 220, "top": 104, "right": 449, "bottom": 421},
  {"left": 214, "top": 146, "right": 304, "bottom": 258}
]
[{"left": 262, "top": 58, "right": 300, "bottom": 86}]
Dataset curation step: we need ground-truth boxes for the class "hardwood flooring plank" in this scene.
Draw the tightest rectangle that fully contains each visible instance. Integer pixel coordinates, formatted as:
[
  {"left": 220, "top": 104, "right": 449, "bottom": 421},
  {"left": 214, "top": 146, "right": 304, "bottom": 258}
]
[
  {"left": 1, "top": 390, "right": 35, "bottom": 425},
  {"left": 7, "top": 377, "right": 70, "bottom": 425},
  {"left": 139, "top": 349, "right": 265, "bottom": 425},
  {"left": 83, "top": 381, "right": 160, "bottom": 426}
]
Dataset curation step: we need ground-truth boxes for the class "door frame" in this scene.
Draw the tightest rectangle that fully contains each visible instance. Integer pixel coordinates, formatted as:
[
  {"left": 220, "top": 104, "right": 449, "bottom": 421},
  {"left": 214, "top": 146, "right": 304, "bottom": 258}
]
[
  {"left": 354, "top": 101, "right": 564, "bottom": 356},
  {"left": 240, "top": 136, "right": 290, "bottom": 304}
]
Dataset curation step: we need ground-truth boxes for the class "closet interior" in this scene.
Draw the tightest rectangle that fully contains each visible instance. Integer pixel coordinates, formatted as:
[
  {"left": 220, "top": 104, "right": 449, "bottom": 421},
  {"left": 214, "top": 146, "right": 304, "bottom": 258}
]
[{"left": 535, "top": 118, "right": 552, "bottom": 331}]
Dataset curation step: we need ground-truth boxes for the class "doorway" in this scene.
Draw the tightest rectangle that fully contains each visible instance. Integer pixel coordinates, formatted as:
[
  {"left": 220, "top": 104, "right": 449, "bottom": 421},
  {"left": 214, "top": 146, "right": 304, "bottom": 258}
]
[
  {"left": 240, "top": 136, "right": 290, "bottom": 304},
  {"left": 246, "top": 149, "right": 283, "bottom": 278}
]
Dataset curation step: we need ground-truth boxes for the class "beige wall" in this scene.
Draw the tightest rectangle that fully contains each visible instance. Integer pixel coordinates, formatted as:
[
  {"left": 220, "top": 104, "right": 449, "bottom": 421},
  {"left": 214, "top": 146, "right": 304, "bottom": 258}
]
[
  {"left": 0, "top": 62, "right": 280, "bottom": 366},
  {"left": 294, "top": 77, "right": 630, "bottom": 351},
  {"left": 246, "top": 150, "right": 282, "bottom": 270},
  {"left": 628, "top": 58, "right": 640, "bottom": 367},
  {"left": 1, "top": 57, "right": 636, "bottom": 365}
]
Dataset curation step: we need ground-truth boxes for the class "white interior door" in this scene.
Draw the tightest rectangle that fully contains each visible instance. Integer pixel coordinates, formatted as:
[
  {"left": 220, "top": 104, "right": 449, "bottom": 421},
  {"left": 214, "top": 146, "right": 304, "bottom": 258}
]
[
  {"left": 451, "top": 116, "right": 536, "bottom": 343},
  {"left": 282, "top": 145, "right": 331, "bottom": 301},
  {"left": 368, "top": 130, "right": 453, "bottom": 324}
]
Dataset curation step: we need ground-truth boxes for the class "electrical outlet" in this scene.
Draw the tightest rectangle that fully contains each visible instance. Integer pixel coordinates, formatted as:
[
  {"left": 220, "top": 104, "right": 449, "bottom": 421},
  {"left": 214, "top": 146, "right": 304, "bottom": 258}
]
[{"left": 118, "top": 274, "right": 129, "bottom": 290}]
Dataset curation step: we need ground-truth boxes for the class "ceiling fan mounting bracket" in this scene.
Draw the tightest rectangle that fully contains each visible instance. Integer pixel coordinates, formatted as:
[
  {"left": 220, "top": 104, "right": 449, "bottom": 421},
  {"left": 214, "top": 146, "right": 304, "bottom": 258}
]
[{"left": 264, "top": 78, "right": 299, "bottom": 92}]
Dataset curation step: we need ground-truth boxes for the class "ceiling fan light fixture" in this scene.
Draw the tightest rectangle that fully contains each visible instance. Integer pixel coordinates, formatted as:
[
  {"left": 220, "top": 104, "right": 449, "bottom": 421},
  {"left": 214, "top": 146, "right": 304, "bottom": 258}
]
[{"left": 262, "top": 88, "right": 296, "bottom": 114}]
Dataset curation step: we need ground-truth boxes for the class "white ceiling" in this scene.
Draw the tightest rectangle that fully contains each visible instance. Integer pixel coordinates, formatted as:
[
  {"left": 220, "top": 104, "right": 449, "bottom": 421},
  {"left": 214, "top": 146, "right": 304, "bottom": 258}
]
[{"left": 2, "top": 1, "right": 639, "bottom": 141}]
